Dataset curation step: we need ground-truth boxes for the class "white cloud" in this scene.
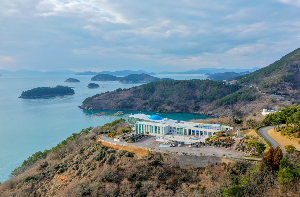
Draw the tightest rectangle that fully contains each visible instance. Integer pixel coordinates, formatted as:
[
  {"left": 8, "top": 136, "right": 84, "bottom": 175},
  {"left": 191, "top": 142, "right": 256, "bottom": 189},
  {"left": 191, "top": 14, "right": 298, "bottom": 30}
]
[
  {"left": 35, "top": 0, "right": 129, "bottom": 24},
  {"left": 278, "top": 0, "right": 300, "bottom": 7},
  {"left": 2, "top": 9, "right": 21, "bottom": 17},
  {"left": 161, "top": 56, "right": 219, "bottom": 67},
  {"left": 0, "top": 56, "right": 14, "bottom": 63},
  {"left": 227, "top": 44, "right": 266, "bottom": 55},
  {"left": 225, "top": 9, "right": 250, "bottom": 20},
  {"left": 1, "top": 0, "right": 300, "bottom": 71},
  {"left": 72, "top": 49, "right": 89, "bottom": 55}
]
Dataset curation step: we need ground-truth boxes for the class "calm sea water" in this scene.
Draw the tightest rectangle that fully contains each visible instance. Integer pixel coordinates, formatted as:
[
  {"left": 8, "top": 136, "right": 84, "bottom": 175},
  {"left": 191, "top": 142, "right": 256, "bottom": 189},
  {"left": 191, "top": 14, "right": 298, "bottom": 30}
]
[{"left": 0, "top": 73, "right": 207, "bottom": 182}]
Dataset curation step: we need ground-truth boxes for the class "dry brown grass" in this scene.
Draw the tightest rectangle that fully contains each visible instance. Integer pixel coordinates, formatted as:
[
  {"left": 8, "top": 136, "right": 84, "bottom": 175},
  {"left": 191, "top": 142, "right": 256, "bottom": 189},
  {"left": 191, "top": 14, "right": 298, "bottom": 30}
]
[
  {"left": 244, "top": 129, "right": 270, "bottom": 153},
  {"left": 268, "top": 128, "right": 300, "bottom": 151},
  {"left": 97, "top": 137, "right": 150, "bottom": 158}
]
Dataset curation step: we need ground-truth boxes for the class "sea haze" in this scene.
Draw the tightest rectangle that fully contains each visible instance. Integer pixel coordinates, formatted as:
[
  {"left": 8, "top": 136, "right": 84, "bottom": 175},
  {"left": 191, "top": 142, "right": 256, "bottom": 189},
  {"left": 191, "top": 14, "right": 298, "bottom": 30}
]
[{"left": 0, "top": 74, "right": 208, "bottom": 182}]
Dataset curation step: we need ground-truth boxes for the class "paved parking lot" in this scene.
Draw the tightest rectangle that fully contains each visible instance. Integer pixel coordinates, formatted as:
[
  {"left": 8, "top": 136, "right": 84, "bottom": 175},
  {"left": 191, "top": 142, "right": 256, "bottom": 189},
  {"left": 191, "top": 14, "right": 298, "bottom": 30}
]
[{"left": 100, "top": 135, "right": 247, "bottom": 158}]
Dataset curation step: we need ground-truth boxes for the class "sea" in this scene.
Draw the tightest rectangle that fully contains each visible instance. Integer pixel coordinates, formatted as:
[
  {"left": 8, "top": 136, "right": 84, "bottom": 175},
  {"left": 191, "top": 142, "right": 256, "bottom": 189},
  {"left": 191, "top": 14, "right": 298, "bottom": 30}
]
[{"left": 0, "top": 73, "right": 207, "bottom": 182}]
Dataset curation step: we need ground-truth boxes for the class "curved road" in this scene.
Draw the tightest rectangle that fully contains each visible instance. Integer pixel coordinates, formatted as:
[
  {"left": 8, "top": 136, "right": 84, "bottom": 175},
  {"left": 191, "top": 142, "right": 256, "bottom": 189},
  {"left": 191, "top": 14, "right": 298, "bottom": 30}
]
[{"left": 258, "top": 126, "right": 286, "bottom": 155}]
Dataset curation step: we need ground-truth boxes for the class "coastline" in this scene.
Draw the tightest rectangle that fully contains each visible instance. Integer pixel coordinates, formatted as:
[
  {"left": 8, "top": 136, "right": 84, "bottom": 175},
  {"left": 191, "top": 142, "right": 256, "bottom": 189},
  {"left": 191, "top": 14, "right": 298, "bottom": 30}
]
[
  {"left": 19, "top": 93, "right": 75, "bottom": 99},
  {"left": 78, "top": 105, "right": 217, "bottom": 118}
]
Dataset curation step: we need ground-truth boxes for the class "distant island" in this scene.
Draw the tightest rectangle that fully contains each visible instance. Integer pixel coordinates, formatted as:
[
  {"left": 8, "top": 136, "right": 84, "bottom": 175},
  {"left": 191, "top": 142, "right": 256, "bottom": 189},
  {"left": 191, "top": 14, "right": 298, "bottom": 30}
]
[
  {"left": 88, "top": 83, "right": 100, "bottom": 88},
  {"left": 91, "top": 74, "right": 119, "bottom": 81},
  {"left": 91, "top": 73, "right": 172, "bottom": 83},
  {"left": 118, "top": 73, "right": 172, "bottom": 83},
  {"left": 208, "top": 72, "right": 250, "bottom": 81},
  {"left": 19, "top": 86, "right": 75, "bottom": 98},
  {"left": 65, "top": 78, "right": 80, "bottom": 82},
  {"left": 77, "top": 70, "right": 156, "bottom": 76},
  {"left": 159, "top": 67, "right": 260, "bottom": 75}
]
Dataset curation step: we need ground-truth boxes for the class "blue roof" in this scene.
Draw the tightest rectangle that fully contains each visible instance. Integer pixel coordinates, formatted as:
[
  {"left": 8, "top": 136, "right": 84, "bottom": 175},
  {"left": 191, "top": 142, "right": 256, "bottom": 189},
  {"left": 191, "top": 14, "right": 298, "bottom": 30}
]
[{"left": 148, "top": 115, "right": 163, "bottom": 120}]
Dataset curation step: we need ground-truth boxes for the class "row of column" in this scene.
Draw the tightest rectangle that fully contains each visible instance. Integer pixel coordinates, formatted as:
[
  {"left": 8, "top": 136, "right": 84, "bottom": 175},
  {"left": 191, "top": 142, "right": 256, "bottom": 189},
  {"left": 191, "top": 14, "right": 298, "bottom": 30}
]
[{"left": 136, "top": 124, "right": 165, "bottom": 135}]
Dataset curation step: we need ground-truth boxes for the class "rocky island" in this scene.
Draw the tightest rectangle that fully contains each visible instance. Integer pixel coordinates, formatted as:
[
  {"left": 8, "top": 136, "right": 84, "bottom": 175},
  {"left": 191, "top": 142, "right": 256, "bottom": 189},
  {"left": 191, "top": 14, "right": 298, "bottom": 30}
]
[
  {"left": 19, "top": 86, "right": 75, "bottom": 98},
  {"left": 87, "top": 83, "right": 100, "bottom": 88},
  {"left": 65, "top": 78, "right": 80, "bottom": 82}
]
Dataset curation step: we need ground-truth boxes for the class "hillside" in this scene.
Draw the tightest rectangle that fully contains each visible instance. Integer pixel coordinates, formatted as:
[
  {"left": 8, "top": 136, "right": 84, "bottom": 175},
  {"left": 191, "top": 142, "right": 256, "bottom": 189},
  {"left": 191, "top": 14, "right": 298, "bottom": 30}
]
[
  {"left": 236, "top": 48, "right": 300, "bottom": 97},
  {"left": 208, "top": 72, "right": 250, "bottom": 81},
  {"left": 79, "top": 80, "right": 269, "bottom": 117},
  {"left": 1, "top": 119, "right": 299, "bottom": 196},
  {"left": 263, "top": 105, "right": 300, "bottom": 147}
]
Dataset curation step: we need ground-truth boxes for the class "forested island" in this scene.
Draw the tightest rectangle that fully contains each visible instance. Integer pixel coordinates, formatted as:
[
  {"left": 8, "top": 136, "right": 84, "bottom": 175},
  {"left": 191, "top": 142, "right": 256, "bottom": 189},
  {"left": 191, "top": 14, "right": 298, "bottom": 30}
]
[
  {"left": 80, "top": 79, "right": 263, "bottom": 117},
  {"left": 91, "top": 74, "right": 119, "bottom": 81},
  {"left": 65, "top": 78, "right": 80, "bottom": 82},
  {"left": 91, "top": 73, "right": 172, "bottom": 83},
  {"left": 87, "top": 83, "right": 100, "bottom": 88},
  {"left": 19, "top": 86, "right": 75, "bottom": 98}
]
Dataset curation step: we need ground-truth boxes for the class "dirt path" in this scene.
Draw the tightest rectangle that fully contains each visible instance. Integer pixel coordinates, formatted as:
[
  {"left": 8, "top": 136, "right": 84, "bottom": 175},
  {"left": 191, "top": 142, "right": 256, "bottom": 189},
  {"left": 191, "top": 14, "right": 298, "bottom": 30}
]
[{"left": 268, "top": 128, "right": 300, "bottom": 151}]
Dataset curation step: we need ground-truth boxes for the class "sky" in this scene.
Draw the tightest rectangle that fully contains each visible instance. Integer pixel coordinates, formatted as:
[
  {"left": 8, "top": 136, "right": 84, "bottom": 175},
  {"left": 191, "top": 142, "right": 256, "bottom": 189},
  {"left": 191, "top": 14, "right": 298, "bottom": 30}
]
[{"left": 0, "top": 0, "right": 300, "bottom": 72}]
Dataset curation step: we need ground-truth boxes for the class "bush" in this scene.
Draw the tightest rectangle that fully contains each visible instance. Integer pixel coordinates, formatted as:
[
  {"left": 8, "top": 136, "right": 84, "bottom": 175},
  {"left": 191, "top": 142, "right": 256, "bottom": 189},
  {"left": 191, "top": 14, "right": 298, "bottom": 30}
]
[
  {"left": 285, "top": 145, "right": 296, "bottom": 153},
  {"left": 24, "top": 176, "right": 36, "bottom": 183}
]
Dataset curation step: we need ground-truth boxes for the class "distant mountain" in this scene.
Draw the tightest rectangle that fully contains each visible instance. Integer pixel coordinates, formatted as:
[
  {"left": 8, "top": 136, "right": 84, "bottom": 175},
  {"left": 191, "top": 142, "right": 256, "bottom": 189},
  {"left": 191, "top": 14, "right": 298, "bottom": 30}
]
[
  {"left": 76, "top": 70, "right": 156, "bottom": 76},
  {"left": 159, "top": 67, "right": 260, "bottom": 75},
  {"left": 236, "top": 48, "right": 300, "bottom": 97},
  {"left": 208, "top": 72, "right": 251, "bottom": 81},
  {"left": 0, "top": 70, "right": 76, "bottom": 75}
]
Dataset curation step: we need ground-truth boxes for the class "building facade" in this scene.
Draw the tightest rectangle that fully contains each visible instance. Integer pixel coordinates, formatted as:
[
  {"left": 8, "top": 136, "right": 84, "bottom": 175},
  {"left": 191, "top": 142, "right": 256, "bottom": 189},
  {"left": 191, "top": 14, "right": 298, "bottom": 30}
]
[{"left": 130, "top": 114, "right": 233, "bottom": 138}]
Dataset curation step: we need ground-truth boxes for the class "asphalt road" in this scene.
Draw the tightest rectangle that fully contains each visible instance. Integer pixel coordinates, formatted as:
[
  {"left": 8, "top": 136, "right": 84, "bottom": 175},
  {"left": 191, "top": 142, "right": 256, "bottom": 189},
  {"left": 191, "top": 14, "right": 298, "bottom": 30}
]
[
  {"left": 100, "top": 135, "right": 247, "bottom": 158},
  {"left": 258, "top": 126, "right": 286, "bottom": 155}
]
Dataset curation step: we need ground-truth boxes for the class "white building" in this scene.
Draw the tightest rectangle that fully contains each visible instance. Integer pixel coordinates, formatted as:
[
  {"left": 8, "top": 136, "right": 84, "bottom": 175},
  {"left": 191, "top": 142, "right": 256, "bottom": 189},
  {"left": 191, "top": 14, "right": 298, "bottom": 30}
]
[
  {"left": 129, "top": 114, "right": 233, "bottom": 138},
  {"left": 261, "top": 109, "right": 277, "bottom": 116}
]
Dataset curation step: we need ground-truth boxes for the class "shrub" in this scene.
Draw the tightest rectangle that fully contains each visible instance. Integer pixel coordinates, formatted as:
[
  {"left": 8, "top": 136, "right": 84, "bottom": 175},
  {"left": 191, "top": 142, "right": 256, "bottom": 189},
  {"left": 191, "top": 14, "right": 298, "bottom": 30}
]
[
  {"left": 24, "top": 176, "right": 36, "bottom": 183},
  {"left": 285, "top": 145, "right": 296, "bottom": 153}
]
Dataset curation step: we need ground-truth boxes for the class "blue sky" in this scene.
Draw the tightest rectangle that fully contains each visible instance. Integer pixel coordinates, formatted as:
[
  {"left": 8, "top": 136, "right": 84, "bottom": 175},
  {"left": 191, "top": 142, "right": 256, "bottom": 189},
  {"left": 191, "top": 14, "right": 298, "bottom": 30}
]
[{"left": 0, "top": 0, "right": 300, "bottom": 72}]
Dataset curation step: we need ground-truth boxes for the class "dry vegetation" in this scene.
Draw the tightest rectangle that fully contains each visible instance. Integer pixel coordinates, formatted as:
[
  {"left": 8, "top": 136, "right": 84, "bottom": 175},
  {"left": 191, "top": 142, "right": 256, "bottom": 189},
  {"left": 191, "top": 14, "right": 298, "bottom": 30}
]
[
  {"left": 268, "top": 128, "right": 300, "bottom": 151},
  {"left": 97, "top": 139, "right": 150, "bottom": 158},
  {"left": 1, "top": 120, "right": 300, "bottom": 197}
]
